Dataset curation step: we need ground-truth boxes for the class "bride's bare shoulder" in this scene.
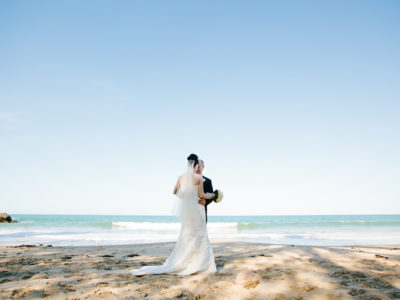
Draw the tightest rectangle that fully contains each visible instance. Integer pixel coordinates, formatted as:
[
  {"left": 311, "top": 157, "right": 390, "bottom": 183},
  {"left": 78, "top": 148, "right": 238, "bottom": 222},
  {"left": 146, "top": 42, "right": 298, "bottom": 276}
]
[
  {"left": 192, "top": 173, "right": 202, "bottom": 184},
  {"left": 177, "top": 173, "right": 189, "bottom": 182}
]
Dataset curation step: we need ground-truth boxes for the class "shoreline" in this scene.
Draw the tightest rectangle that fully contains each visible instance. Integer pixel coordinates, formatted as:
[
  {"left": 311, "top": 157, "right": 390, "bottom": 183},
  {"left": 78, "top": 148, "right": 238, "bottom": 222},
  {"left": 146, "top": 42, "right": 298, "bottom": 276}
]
[
  {"left": 1, "top": 241, "right": 399, "bottom": 299},
  {"left": 2, "top": 239, "right": 400, "bottom": 248},
  {"left": 2, "top": 238, "right": 400, "bottom": 248}
]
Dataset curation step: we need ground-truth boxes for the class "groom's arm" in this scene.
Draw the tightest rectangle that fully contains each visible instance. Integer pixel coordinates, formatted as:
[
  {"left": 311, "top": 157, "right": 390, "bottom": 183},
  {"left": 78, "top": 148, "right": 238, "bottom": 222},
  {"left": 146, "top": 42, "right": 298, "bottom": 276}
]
[{"left": 205, "top": 178, "right": 214, "bottom": 207}]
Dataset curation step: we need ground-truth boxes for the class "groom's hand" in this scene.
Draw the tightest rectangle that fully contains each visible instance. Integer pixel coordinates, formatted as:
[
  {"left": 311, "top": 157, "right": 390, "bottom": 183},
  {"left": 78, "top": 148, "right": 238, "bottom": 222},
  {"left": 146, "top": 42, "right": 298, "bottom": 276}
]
[{"left": 198, "top": 199, "right": 206, "bottom": 206}]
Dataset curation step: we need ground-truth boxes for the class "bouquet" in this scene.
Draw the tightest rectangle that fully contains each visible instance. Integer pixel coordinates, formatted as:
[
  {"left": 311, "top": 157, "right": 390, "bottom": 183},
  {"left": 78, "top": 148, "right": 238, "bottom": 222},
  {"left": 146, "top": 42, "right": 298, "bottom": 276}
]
[{"left": 212, "top": 189, "right": 223, "bottom": 203}]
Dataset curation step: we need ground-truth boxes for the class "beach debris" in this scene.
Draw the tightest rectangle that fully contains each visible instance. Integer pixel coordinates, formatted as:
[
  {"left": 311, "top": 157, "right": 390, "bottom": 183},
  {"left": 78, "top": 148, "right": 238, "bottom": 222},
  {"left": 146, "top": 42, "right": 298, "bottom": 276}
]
[
  {"left": 375, "top": 254, "right": 389, "bottom": 259},
  {"left": 232, "top": 271, "right": 260, "bottom": 289},
  {"left": 47, "top": 244, "right": 53, "bottom": 247},
  {"left": 0, "top": 213, "right": 17, "bottom": 223},
  {"left": 250, "top": 253, "right": 272, "bottom": 257},
  {"left": 101, "top": 254, "right": 114, "bottom": 258},
  {"left": 126, "top": 253, "right": 139, "bottom": 257},
  {"left": 13, "top": 244, "right": 37, "bottom": 248},
  {"left": 61, "top": 255, "right": 73, "bottom": 260}
]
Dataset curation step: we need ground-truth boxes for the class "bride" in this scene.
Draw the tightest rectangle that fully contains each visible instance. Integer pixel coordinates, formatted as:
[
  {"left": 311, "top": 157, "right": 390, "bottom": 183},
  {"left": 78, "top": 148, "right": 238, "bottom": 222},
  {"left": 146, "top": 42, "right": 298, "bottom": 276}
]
[{"left": 130, "top": 154, "right": 217, "bottom": 276}]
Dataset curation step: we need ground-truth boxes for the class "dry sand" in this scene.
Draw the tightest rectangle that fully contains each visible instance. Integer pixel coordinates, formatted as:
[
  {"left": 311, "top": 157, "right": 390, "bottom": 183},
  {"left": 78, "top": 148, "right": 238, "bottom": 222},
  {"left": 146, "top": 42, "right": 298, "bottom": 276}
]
[{"left": 0, "top": 241, "right": 399, "bottom": 299}]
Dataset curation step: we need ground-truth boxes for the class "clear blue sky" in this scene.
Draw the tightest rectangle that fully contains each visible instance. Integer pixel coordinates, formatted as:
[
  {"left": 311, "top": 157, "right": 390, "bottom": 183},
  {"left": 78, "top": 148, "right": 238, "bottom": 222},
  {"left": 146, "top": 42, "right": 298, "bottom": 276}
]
[{"left": 1, "top": 0, "right": 399, "bottom": 215}]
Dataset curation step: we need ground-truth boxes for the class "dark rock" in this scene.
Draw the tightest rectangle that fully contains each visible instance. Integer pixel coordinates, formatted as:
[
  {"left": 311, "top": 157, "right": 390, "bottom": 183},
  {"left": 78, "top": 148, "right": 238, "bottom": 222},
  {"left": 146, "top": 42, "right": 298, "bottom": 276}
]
[
  {"left": 13, "top": 244, "right": 37, "bottom": 248},
  {"left": 126, "top": 253, "right": 139, "bottom": 257},
  {"left": 0, "top": 213, "right": 17, "bottom": 223}
]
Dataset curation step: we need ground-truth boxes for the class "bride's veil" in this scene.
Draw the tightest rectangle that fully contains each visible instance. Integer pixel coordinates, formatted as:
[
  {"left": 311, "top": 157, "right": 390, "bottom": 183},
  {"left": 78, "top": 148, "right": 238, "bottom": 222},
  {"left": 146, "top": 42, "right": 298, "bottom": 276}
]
[{"left": 172, "top": 160, "right": 202, "bottom": 226}]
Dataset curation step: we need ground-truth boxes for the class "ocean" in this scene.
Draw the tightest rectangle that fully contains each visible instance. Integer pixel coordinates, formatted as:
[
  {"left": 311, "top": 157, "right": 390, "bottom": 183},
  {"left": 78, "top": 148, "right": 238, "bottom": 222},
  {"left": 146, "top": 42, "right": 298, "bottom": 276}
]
[{"left": 1, "top": 214, "right": 399, "bottom": 247}]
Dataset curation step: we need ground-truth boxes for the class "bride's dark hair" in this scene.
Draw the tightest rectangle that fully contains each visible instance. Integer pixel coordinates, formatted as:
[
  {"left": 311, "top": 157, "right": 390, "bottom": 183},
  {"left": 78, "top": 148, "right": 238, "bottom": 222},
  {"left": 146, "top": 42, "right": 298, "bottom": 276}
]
[{"left": 187, "top": 153, "right": 199, "bottom": 167}]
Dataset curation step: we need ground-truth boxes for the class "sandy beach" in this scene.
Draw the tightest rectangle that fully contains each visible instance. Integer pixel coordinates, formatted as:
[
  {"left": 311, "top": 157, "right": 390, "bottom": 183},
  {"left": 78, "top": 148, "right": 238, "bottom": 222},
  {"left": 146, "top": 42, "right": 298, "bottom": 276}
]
[{"left": 0, "top": 241, "right": 399, "bottom": 299}]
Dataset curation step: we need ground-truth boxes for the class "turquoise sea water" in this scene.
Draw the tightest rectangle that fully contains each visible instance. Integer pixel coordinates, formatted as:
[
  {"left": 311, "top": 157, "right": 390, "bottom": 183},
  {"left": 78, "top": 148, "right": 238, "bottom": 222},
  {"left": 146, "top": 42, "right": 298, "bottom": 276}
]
[{"left": 1, "top": 214, "right": 399, "bottom": 246}]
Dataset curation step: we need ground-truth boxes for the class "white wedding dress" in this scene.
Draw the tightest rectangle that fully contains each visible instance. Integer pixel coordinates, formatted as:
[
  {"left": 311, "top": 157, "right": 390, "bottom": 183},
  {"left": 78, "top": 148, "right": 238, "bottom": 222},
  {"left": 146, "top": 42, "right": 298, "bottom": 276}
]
[{"left": 130, "top": 165, "right": 217, "bottom": 276}]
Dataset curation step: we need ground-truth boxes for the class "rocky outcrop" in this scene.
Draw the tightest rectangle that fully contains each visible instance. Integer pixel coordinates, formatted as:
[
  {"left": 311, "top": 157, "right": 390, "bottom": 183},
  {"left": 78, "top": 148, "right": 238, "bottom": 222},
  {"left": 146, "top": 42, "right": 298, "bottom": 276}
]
[{"left": 0, "top": 213, "right": 17, "bottom": 223}]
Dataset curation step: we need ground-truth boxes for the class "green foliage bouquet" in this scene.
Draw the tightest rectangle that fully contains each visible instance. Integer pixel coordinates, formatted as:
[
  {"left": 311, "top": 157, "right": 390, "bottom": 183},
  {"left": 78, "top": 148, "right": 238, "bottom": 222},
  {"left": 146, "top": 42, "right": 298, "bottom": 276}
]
[{"left": 212, "top": 189, "right": 223, "bottom": 203}]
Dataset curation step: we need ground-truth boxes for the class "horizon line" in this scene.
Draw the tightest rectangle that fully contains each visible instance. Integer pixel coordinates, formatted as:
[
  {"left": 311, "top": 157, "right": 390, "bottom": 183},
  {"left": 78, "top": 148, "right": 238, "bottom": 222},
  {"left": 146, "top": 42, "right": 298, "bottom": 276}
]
[{"left": 8, "top": 213, "right": 400, "bottom": 216}]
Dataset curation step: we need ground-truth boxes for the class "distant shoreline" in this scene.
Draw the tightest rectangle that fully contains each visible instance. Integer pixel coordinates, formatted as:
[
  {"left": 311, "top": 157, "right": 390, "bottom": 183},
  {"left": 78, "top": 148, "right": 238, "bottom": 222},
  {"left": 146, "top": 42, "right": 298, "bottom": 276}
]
[
  {"left": 6, "top": 213, "right": 400, "bottom": 216},
  {"left": 2, "top": 240, "right": 400, "bottom": 248}
]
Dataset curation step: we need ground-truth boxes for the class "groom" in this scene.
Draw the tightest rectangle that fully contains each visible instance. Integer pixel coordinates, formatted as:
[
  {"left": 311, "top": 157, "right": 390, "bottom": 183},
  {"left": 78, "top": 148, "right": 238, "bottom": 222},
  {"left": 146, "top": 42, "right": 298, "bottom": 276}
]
[{"left": 197, "top": 159, "right": 214, "bottom": 223}]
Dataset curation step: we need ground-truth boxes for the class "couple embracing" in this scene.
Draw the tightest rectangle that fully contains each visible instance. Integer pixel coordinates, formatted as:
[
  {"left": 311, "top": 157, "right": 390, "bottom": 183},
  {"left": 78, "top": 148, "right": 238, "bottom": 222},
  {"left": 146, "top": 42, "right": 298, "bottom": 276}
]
[{"left": 130, "top": 154, "right": 219, "bottom": 276}]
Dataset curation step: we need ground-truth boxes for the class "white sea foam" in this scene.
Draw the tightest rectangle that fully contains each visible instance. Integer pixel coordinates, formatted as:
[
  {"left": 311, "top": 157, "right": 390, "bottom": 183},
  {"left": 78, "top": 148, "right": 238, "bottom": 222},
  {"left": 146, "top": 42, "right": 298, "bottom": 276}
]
[
  {"left": 1, "top": 228, "right": 400, "bottom": 247},
  {"left": 111, "top": 221, "right": 237, "bottom": 230},
  {"left": 2, "top": 215, "right": 400, "bottom": 247},
  {"left": 112, "top": 221, "right": 180, "bottom": 230}
]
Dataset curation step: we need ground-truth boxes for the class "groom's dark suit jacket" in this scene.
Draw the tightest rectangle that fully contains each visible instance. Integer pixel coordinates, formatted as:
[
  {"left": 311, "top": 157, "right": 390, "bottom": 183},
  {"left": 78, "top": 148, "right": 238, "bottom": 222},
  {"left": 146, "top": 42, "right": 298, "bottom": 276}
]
[{"left": 202, "top": 175, "right": 213, "bottom": 223}]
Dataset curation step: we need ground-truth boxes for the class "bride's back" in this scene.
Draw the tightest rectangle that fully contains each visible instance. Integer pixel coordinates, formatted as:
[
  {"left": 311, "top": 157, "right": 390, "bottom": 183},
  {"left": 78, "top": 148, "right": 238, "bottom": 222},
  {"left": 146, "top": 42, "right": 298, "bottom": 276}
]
[
  {"left": 174, "top": 172, "right": 204, "bottom": 226},
  {"left": 176, "top": 173, "right": 200, "bottom": 198}
]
